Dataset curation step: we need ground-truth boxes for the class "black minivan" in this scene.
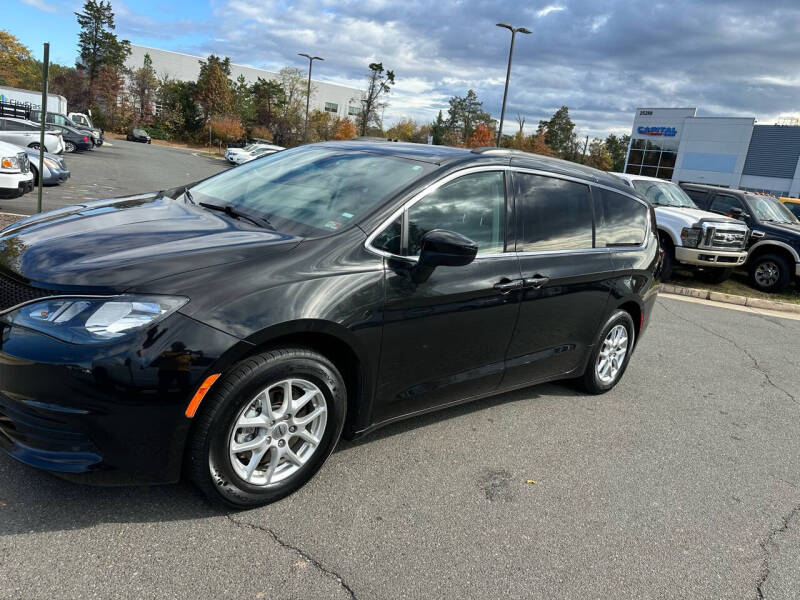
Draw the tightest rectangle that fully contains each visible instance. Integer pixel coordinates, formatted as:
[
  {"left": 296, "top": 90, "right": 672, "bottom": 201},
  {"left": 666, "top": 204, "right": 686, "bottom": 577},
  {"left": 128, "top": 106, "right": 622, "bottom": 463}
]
[{"left": 0, "top": 143, "right": 659, "bottom": 507}]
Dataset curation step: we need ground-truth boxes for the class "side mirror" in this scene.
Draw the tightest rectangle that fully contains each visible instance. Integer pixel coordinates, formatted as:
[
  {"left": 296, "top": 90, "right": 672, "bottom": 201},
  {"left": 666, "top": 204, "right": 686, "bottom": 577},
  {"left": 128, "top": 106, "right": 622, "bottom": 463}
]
[
  {"left": 418, "top": 229, "right": 478, "bottom": 268},
  {"left": 729, "top": 207, "right": 748, "bottom": 220}
]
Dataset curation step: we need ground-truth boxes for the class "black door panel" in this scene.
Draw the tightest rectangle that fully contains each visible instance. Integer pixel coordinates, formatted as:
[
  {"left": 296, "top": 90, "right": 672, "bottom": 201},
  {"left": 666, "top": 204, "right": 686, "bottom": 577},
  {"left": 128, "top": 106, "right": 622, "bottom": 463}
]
[{"left": 374, "top": 255, "right": 521, "bottom": 422}]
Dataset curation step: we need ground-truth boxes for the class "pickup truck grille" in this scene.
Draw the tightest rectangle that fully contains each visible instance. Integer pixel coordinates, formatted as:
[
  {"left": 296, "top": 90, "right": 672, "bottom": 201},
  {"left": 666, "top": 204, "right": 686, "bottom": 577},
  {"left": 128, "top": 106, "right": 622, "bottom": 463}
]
[{"left": 700, "top": 228, "right": 748, "bottom": 250}]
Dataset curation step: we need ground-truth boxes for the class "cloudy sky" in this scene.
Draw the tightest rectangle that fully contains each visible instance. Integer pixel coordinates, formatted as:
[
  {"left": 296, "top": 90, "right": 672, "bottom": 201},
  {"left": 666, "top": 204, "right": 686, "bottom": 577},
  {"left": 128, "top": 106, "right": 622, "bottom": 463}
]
[{"left": 9, "top": 0, "right": 800, "bottom": 138}]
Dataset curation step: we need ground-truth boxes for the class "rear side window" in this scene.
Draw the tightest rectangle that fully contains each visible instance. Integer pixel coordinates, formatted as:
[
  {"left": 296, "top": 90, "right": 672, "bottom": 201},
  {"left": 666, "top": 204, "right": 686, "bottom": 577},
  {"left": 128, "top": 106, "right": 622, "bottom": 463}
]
[
  {"left": 514, "top": 173, "right": 593, "bottom": 252},
  {"left": 709, "top": 194, "right": 744, "bottom": 216},
  {"left": 786, "top": 203, "right": 800, "bottom": 219},
  {"left": 684, "top": 189, "right": 708, "bottom": 205},
  {"left": 595, "top": 189, "right": 648, "bottom": 247}
]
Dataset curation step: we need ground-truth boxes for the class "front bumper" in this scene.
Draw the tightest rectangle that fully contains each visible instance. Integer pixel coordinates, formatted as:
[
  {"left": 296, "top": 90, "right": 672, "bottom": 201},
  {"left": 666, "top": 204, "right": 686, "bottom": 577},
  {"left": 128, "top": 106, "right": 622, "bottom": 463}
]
[
  {"left": 0, "top": 177, "right": 34, "bottom": 199},
  {"left": 675, "top": 247, "right": 748, "bottom": 268},
  {"left": 0, "top": 312, "right": 243, "bottom": 484}
]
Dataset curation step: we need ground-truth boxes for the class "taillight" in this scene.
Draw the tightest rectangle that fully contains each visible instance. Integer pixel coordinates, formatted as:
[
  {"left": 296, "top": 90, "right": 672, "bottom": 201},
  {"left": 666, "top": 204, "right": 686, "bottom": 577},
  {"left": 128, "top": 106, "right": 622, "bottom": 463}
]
[{"left": 83, "top": 136, "right": 89, "bottom": 142}]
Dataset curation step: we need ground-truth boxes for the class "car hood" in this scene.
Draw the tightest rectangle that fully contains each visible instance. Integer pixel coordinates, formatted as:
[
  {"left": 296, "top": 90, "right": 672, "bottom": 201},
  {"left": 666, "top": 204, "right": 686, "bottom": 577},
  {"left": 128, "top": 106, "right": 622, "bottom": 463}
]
[
  {"left": 0, "top": 193, "right": 301, "bottom": 291},
  {"left": 760, "top": 221, "right": 800, "bottom": 236},
  {"left": 654, "top": 206, "right": 747, "bottom": 229}
]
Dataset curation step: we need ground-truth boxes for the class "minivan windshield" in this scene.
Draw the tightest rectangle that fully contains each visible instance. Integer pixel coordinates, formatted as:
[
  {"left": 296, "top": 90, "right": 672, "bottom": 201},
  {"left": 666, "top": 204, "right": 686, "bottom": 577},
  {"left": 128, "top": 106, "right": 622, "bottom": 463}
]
[
  {"left": 746, "top": 194, "right": 800, "bottom": 224},
  {"left": 190, "top": 145, "right": 434, "bottom": 236},
  {"left": 632, "top": 179, "right": 698, "bottom": 208}
]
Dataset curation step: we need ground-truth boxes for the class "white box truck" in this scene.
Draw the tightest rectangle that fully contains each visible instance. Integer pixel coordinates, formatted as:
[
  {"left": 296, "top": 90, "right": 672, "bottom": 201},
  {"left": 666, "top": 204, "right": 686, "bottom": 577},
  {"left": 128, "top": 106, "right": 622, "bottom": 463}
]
[{"left": 0, "top": 85, "right": 68, "bottom": 114}]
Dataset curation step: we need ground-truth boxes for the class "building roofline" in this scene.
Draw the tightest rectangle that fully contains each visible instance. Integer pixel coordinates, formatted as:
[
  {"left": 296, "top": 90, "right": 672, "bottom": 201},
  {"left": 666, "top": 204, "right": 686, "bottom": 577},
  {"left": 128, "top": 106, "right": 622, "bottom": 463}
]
[{"left": 129, "top": 43, "right": 363, "bottom": 95}]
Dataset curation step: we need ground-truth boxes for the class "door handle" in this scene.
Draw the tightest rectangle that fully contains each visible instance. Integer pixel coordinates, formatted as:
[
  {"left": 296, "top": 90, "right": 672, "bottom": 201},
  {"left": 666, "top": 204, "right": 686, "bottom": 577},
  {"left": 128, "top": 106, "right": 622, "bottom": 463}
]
[
  {"left": 524, "top": 276, "right": 550, "bottom": 289},
  {"left": 493, "top": 279, "right": 523, "bottom": 293}
]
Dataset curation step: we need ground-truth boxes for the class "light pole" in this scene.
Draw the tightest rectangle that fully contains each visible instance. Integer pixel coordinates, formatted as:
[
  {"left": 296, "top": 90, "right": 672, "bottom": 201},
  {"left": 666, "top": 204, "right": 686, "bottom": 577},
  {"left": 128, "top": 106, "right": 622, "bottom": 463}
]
[
  {"left": 298, "top": 53, "right": 324, "bottom": 142},
  {"left": 495, "top": 23, "right": 531, "bottom": 147}
]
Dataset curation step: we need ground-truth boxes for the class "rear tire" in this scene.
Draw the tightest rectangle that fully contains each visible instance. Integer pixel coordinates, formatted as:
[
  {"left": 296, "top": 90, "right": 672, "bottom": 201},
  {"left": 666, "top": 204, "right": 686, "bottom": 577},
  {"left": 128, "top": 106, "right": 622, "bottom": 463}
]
[
  {"left": 64, "top": 141, "right": 76, "bottom": 153},
  {"left": 189, "top": 348, "right": 346, "bottom": 509},
  {"left": 749, "top": 253, "right": 792, "bottom": 292},
  {"left": 580, "top": 310, "right": 636, "bottom": 395}
]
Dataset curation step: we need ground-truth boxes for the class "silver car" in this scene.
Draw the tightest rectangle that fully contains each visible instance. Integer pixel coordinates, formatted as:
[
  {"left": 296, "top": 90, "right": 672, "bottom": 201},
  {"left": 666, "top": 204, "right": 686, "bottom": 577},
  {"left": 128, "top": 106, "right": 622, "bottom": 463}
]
[{"left": 0, "top": 117, "right": 64, "bottom": 154}]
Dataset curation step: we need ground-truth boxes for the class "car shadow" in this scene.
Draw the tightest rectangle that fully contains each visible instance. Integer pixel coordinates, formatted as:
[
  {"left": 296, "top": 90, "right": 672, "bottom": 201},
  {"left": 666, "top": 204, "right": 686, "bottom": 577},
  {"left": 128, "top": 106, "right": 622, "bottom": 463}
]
[{"left": 0, "top": 381, "right": 578, "bottom": 535}]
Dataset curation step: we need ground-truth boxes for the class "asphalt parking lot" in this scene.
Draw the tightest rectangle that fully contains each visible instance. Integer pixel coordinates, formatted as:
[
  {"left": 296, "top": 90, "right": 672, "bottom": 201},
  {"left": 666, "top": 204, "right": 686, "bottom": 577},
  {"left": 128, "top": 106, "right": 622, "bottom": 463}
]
[
  {"left": 1, "top": 144, "right": 799, "bottom": 599},
  {"left": 0, "top": 139, "right": 229, "bottom": 216}
]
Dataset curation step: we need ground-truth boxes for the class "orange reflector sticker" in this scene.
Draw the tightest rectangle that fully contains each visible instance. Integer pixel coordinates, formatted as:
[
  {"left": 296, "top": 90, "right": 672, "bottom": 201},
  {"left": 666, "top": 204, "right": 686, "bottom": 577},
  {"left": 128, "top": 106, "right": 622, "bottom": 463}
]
[{"left": 185, "top": 373, "right": 221, "bottom": 418}]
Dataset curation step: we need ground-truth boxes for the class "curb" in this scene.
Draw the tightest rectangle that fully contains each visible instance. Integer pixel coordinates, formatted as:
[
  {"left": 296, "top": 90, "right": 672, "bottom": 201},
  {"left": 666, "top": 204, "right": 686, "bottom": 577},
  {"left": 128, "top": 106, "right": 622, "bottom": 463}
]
[{"left": 660, "top": 283, "right": 800, "bottom": 315}]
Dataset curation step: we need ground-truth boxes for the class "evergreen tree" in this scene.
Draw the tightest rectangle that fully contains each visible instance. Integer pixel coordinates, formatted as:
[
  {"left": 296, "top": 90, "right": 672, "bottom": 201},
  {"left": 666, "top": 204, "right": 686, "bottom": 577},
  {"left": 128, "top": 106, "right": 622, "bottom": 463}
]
[{"left": 75, "top": 0, "right": 131, "bottom": 102}]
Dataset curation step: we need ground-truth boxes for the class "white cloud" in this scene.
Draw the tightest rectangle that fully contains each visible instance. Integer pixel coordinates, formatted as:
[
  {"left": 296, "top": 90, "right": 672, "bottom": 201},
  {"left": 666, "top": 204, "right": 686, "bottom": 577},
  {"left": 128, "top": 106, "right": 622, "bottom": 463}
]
[{"left": 21, "top": 0, "right": 58, "bottom": 12}]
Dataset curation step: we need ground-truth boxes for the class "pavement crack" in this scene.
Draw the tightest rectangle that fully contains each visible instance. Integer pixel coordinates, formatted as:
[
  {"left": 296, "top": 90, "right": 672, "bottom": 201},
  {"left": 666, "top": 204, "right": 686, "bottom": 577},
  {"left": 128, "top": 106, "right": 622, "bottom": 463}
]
[
  {"left": 223, "top": 513, "right": 358, "bottom": 599},
  {"left": 658, "top": 300, "right": 797, "bottom": 405},
  {"left": 756, "top": 503, "right": 800, "bottom": 599}
]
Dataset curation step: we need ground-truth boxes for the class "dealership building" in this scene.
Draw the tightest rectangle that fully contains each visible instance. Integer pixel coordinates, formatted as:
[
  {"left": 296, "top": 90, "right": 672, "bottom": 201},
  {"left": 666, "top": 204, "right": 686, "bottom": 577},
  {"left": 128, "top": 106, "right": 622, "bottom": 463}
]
[
  {"left": 624, "top": 108, "right": 800, "bottom": 198},
  {"left": 126, "top": 45, "right": 365, "bottom": 120}
]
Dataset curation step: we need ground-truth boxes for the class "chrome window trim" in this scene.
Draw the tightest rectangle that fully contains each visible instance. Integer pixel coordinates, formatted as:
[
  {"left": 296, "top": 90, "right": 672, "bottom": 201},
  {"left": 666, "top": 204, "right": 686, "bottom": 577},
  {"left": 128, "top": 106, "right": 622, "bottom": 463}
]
[{"left": 364, "top": 165, "right": 651, "bottom": 261}]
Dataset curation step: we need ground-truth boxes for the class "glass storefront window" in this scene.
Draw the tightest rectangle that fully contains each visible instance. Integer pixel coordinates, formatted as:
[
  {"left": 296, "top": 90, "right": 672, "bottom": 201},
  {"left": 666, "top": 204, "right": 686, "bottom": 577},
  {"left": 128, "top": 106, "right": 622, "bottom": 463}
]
[
  {"left": 642, "top": 151, "right": 661, "bottom": 166},
  {"left": 641, "top": 166, "right": 658, "bottom": 177},
  {"left": 645, "top": 140, "right": 662, "bottom": 151},
  {"left": 625, "top": 164, "right": 642, "bottom": 175},
  {"left": 659, "top": 152, "right": 677, "bottom": 169},
  {"left": 628, "top": 150, "right": 644, "bottom": 165},
  {"left": 656, "top": 167, "right": 674, "bottom": 180},
  {"left": 630, "top": 139, "right": 646, "bottom": 150}
]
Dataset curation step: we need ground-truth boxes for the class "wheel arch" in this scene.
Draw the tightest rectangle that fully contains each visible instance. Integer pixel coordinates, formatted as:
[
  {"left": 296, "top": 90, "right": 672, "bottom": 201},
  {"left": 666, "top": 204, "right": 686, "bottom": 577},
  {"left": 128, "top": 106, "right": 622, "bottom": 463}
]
[
  {"left": 657, "top": 227, "right": 678, "bottom": 248},
  {"left": 747, "top": 240, "right": 799, "bottom": 265}
]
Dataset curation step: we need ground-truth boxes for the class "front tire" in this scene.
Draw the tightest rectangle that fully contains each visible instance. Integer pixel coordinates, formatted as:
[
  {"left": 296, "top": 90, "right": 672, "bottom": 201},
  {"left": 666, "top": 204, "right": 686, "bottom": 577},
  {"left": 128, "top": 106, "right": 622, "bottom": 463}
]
[
  {"left": 580, "top": 310, "right": 635, "bottom": 395},
  {"left": 749, "top": 253, "right": 792, "bottom": 292},
  {"left": 189, "top": 348, "right": 346, "bottom": 509},
  {"left": 659, "top": 234, "right": 675, "bottom": 281}
]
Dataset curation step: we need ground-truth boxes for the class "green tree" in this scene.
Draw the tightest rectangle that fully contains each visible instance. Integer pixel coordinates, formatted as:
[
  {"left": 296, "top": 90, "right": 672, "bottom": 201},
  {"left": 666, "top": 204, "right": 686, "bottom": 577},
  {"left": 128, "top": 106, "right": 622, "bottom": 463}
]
[
  {"left": 538, "top": 106, "right": 579, "bottom": 161},
  {"left": 232, "top": 74, "right": 254, "bottom": 125},
  {"left": 357, "top": 62, "right": 395, "bottom": 136},
  {"left": 195, "top": 55, "right": 234, "bottom": 119},
  {"left": 447, "top": 90, "right": 493, "bottom": 144},
  {"left": 130, "top": 52, "right": 158, "bottom": 119},
  {"left": 604, "top": 133, "right": 631, "bottom": 172},
  {"left": 75, "top": 0, "right": 131, "bottom": 103},
  {"left": 430, "top": 110, "right": 447, "bottom": 145},
  {"left": 252, "top": 77, "right": 285, "bottom": 130}
]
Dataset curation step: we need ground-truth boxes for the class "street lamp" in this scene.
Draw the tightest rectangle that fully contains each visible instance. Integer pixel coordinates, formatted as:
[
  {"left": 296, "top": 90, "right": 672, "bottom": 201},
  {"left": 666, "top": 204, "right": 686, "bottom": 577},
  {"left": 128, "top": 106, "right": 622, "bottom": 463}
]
[
  {"left": 495, "top": 23, "right": 531, "bottom": 147},
  {"left": 298, "top": 53, "right": 324, "bottom": 142}
]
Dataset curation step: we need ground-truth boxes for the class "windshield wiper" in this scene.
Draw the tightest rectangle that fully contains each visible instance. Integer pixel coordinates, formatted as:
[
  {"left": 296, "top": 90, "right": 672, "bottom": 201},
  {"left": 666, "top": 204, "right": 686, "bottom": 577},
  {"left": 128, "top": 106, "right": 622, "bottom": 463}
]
[
  {"left": 199, "top": 201, "right": 276, "bottom": 231},
  {"left": 184, "top": 186, "right": 194, "bottom": 203}
]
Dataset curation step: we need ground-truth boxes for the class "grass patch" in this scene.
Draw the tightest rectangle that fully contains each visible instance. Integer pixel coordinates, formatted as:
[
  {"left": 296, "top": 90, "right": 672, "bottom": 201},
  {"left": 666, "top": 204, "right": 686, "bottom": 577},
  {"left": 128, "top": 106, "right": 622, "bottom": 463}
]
[{"left": 669, "top": 268, "right": 800, "bottom": 305}]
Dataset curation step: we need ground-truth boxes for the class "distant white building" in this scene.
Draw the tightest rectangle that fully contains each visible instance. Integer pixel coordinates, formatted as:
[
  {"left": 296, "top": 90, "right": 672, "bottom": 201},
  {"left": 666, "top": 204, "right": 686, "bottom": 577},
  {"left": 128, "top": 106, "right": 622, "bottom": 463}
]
[{"left": 126, "top": 44, "right": 364, "bottom": 120}]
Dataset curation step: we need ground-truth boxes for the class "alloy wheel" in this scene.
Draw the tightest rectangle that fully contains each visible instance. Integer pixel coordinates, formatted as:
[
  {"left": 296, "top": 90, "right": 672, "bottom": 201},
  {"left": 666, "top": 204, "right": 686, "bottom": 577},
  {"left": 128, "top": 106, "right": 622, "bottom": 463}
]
[
  {"left": 228, "top": 378, "right": 328, "bottom": 486},
  {"left": 596, "top": 324, "right": 629, "bottom": 384},
  {"left": 754, "top": 261, "right": 780, "bottom": 288}
]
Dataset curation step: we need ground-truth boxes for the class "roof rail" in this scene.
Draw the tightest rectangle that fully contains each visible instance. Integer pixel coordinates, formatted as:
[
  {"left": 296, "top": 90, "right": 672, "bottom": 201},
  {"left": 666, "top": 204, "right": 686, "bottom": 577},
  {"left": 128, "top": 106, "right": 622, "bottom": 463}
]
[{"left": 470, "top": 147, "right": 533, "bottom": 157}]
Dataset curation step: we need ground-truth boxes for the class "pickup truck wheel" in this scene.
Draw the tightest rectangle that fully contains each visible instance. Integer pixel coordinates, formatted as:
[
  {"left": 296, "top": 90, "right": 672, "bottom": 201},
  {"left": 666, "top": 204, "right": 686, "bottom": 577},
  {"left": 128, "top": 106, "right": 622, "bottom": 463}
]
[
  {"left": 749, "top": 254, "right": 792, "bottom": 292},
  {"left": 659, "top": 235, "right": 674, "bottom": 281},
  {"left": 698, "top": 268, "right": 732, "bottom": 284},
  {"left": 580, "top": 310, "right": 635, "bottom": 395}
]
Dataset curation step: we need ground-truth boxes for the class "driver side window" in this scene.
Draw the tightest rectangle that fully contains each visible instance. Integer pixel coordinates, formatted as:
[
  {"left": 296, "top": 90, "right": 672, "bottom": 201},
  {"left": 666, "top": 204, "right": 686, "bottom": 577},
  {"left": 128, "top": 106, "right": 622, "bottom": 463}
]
[
  {"left": 406, "top": 171, "right": 506, "bottom": 256},
  {"left": 709, "top": 194, "right": 743, "bottom": 216}
]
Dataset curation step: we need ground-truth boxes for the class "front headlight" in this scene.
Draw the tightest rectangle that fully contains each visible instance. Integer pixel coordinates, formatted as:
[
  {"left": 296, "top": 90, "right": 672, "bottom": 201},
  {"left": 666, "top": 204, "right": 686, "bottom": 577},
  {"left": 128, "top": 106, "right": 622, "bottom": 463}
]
[
  {"left": 43, "top": 157, "right": 60, "bottom": 170},
  {"left": 0, "top": 156, "right": 21, "bottom": 173},
  {"left": 680, "top": 227, "right": 702, "bottom": 248},
  {"left": 2, "top": 295, "right": 188, "bottom": 344}
]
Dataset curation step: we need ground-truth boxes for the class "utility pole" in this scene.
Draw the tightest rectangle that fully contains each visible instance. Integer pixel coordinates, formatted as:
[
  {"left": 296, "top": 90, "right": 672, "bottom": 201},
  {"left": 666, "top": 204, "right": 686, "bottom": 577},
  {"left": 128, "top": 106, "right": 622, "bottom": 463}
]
[
  {"left": 298, "top": 53, "right": 324, "bottom": 142},
  {"left": 495, "top": 23, "right": 531, "bottom": 147},
  {"left": 37, "top": 42, "right": 49, "bottom": 214}
]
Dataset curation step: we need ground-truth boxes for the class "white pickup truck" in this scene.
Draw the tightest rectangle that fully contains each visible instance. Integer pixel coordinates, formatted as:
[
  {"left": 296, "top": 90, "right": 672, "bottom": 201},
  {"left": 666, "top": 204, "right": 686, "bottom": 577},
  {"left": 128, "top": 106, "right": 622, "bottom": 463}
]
[
  {"left": 0, "top": 140, "right": 34, "bottom": 200},
  {"left": 613, "top": 173, "right": 750, "bottom": 282}
]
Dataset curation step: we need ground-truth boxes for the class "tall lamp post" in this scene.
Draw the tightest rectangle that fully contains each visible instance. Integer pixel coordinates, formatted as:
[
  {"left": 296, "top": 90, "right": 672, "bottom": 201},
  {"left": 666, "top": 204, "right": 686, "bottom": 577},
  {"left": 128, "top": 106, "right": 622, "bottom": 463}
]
[
  {"left": 298, "top": 53, "right": 324, "bottom": 142},
  {"left": 495, "top": 23, "right": 531, "bottom": 147}
]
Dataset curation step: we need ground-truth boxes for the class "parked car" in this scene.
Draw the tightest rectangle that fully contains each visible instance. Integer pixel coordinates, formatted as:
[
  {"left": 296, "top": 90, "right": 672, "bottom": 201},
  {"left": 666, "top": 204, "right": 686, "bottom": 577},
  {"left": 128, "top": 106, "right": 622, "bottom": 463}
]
[
  {"left": 0, "top": 117, "right": 64, "bottom": 154},
  {"left": 681, "top": 183, "right": 800, "bottom": 292},
  {"left": 29, "top": 109, "right": 104, "bottom": 147},
  {"left": 229, "top": 144, "right": 284, "bottom": 165},
  {"left": 127, "top": 128, "right": 151, "bottom": 143},
  {"left": 0, "top": 139, "right": 34, "bottom": 198},
  {"left": 25, "top": 147, "right": 70, "bottom": 185},
  {"left": 0, "top": 142, "right": 659, "bottom": 508},
  {"left": 225, "top": 143, "right": 284, "bottom": 164},
  {"left": 45, "top": 123, "right": 94, "bottom": 153},
  {"left": 779, "top": 197, "right": 800, "bottom": 219},
  {"left": 613, "top": 173, "right": 749, "bottom": 282}
]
